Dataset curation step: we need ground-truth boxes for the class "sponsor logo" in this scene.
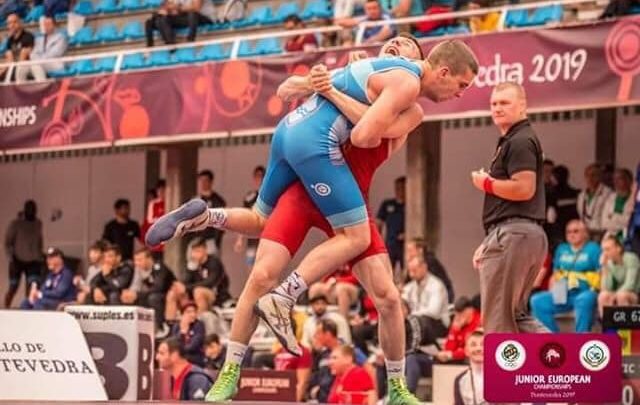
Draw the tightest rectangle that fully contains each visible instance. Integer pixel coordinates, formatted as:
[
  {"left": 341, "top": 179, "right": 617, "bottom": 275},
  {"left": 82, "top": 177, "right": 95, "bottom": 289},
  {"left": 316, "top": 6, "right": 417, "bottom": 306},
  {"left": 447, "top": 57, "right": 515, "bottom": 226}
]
[
  {"left": 496, "top": 340, "right": 526, "bottom": 371},
  {"left": 539, "top": 342, "right": 566, "bottom": 369},
  {"left": 311, "top": 183, "right": 331, "bottom": 196},
  {"left": 579, "top": 340, "right": 610, "bottom": 371}
]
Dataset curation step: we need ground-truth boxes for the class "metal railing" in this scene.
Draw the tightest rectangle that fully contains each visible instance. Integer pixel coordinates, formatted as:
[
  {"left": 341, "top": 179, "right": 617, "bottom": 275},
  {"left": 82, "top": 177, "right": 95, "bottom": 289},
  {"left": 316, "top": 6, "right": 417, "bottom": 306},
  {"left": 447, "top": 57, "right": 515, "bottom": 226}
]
[{"left": 0, "top": 0, "right": 596, "bottom": 83}]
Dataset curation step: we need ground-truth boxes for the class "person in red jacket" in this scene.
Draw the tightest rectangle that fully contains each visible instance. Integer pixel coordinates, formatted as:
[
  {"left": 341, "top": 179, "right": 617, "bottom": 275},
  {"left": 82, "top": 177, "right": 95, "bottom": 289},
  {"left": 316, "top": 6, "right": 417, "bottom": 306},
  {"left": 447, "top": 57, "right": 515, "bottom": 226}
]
[
  {"left": 434, "top": 296, "right": 482, "bottom": 363},
  {"left": 142, "top": 179, "right": 166, "bottom": 260},
  {"left": 308, "top": 264, "right": 360, "bottom": 319},
  {"left": 328, "top": 345, "right": 376, "bottom": 405}
]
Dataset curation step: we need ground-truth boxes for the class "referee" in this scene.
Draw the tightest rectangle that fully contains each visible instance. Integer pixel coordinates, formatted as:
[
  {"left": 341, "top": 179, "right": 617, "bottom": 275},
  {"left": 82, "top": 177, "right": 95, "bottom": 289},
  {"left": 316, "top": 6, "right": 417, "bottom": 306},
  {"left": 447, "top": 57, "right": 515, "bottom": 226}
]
[{"left": 471, "top": 82, "right": 548, "bottom": 333}]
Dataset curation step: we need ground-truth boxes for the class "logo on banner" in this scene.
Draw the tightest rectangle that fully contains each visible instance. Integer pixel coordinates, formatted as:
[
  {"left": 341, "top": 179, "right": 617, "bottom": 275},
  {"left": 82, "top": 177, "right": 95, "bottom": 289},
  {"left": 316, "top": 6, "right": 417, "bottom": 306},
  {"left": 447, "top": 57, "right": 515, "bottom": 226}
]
[
  {"left": 496, "top": 340, "right": 526, "bottom": 371},
  {"left": 540, "top": 342, "right": 566, "bottom": 369},
  {"left": 580, "top": 340, "right": 610, "bottom": 371}
]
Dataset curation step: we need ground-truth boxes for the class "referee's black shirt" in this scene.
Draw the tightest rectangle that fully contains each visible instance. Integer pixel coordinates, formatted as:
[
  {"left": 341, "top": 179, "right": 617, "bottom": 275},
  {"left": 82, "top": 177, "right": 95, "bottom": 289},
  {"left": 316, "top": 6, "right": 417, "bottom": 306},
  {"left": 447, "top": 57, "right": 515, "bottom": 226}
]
[{"left": 482, "top": 119, "right": 545, "bottom": 231}]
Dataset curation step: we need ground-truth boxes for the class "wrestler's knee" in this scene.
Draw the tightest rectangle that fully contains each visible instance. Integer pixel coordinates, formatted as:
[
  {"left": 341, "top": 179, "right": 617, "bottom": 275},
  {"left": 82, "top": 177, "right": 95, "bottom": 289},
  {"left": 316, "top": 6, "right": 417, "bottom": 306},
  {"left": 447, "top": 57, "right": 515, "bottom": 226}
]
[{"left": 343, "top": 223, "right": 371, "bottom": 253}]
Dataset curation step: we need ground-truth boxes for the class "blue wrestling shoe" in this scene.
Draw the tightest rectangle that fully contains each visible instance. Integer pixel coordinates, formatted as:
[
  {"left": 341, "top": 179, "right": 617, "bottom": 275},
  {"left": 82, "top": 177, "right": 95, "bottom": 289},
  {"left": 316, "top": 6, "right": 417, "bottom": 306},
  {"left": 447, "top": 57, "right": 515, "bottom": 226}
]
[{"left": 145, "top": 198, "right": 209, "bottom": 246}]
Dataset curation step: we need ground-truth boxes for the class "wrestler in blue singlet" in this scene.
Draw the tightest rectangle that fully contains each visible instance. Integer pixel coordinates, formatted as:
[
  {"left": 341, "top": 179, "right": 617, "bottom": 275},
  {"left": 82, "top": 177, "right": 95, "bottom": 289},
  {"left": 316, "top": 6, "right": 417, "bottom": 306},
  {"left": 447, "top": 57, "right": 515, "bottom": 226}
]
[{"left": 255, "top": 56, "right": 422, "bottom": 229}]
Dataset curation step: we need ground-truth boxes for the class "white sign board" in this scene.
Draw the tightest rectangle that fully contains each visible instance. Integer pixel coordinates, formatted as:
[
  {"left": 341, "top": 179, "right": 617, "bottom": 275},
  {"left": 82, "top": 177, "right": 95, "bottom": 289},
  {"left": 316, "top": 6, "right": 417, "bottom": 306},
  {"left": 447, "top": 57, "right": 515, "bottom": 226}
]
[
  {"left": 0, "top": 310, "right": 107, "bottom": 401},
  {"left": 64, "top": 305, "right": 154, "bottom": 400}
]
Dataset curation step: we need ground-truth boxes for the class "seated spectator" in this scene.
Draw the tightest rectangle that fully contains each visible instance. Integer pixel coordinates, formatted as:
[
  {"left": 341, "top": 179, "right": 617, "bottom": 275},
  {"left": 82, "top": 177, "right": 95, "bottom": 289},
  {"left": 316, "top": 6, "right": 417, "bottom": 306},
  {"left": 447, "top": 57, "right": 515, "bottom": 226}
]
[
  {"left": 74, "top": 240, "right": 106, "bottom": 304},
  {"left": 453, "top": 329, "right": 485, "bottom": 405},
  {"left": 333, "top": 0, "right": 364, "bottom": 20},
  {"left": 273, "top": 318, "right": 312, "bottom": 401},
  {"left": 0, "top": 0, "right": 27, "bottom": 20},
  {"left": 156, "top": 337, "right": 213, "bottom": 400},
  {"left": 628, "top": 163, "right": 640, "bottom": 257},
  {"left": 16, "top": 16, "right": 66, "bottom": 83},
  {"left": 414, "top": 4, "right": 454, "bottom": 35},
  {"left": 302, "top": 292, "right": 352, "bottom": 348},
  {"left": 171, "top": 301, "right": 206, "bottom": 367},
  {"left": 122, "top": 247, "right": 176, "bottom": 334},
  {"left": 467, "top": 0, "right": 499, "bottom": 33},
  {"left": 602, "top": 168, "right": 635, "bottom": 240},
  {"left": 530, "top": 220, "right": 601, "bottom": 332},
  {"left": 577, "top": 163, "right": 613, "bottom": 240},
  {"left": 434, "top": 296, "right": 482, "bottom": 364},
  {"left": 283, "top": 14, "right": 318, "bottom": 53},
  {"left": 406, "top": 238, "right": 454, "bottom": 302},
  {"left": 88, "top": 245, "right": 134, "bottom": 305},
  {"left": 402, "top": 250, "right": 450, "bottom": 393},
  {"left": 204, "top": 333, "right": 252, "bottom": 371},
  {"left": 598, "top": 235, "right": 640, "bottom": 316},
  {"left": 219, "top": 0, "right": 247, "bottom": 22},
  {"left": 43, "top": 0, "right": 69, "bottom": 18},
  {"left": 546, "top": 165, "right": 580, "bottom": 252},
  {"left": 600, "top": 0, "right": 640, "bottom": 18},
  {"left": 1, "top": 13, "right": 33, "bottom": 82},
  {"left": 166, "top": 237, "right": 230, "bottom": 320},
  {"left": 327, "top": 345, "right": 376, "bottom": 405},
  {"left": 337, "top": 0, "right": 396, "bottom": 46},
  {"left": 309, "top": 264, "right": 360, "bottom": 319},
  {"left": 380, "top": 0, "right": 423, "bottom": 17},
  {"left": 350, "top": 291, "right": 379, "bottom": 356},
  {"left": 20, "top": 247, "right": 75, "bottom": 310},
  {"left": 145, "top": 0, "right": 214, "bottom": 47},
  {"left": 308, "top": 319, "right": 369, "bottom": 403}
]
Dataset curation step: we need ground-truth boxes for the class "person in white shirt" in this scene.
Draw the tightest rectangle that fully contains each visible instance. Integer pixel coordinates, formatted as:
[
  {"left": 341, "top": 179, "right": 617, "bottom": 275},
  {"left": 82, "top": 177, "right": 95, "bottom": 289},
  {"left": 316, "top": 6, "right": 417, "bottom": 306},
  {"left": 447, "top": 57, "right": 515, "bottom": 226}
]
[
  {"left": 16, "top": 16, "right": 67, "bottom": 83},
  {"left": 454, "top": 329, "right": 486, "bottom": 405},
  {"left": 301, "top": 292, "right": 352, "bottom": 347},
  {"left": 601, "top": 168, "right": 635, "bottom": 240},
  {"left": 577, "top": 163, "right": 613, "bottom": 239}
]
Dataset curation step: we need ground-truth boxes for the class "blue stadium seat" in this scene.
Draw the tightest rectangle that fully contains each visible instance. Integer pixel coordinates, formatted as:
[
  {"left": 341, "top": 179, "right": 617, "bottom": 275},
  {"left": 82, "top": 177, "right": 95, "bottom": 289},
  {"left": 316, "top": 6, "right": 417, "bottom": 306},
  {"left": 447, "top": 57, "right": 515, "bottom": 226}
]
[
  {"left": 143, "top": 0, "right": 163, "bottom": 7},
  {"left": 0, "top": 38, "right": 7, "bottom": 53},
  {"left": 95, "top": 0, "right": 123, "bottom": 14},
  {"left": 121, "top": 21, "right": 145, "bottom": 40},
  {"left": 149, "top": 50, "right": 174, "bottom": 66},
  {"left": 246, "top": 6, "right": 273, "bottom": 26},
  {"left": 122, "top": 53, "right": 149, "bottom": 70},
  {"left": 73, "top": 0, "right": 95, "bottom": 15},
  {"left": 199, "top": 44, "right": 229, "bottom": 60},
  {"left": 69, "top": 59, "right": 98, "bottom": 75},
  {"left": 266, "top": 2, "right": 299, "bottom": 24},
  {"left": 173, "top": 47, "right": 201, "bottom": 63},
  {"left": 122, "top": 0, "right": 146, "bottom": 11},
  {"left": 237, "top": 40, "right": 258, "bottom": 57},
  {"left": 69, "top": 26, "right": 96, "bottom": 46},
  {"left": 24, "top": 5, "right": 45, "bottom": 23},
  {"left": 505, "top": 9, "right": 528, "bottom": 27},
  {"left": 256, "top": 37, "right": 282, "bottom": 55},
  {"left": 48, "top": 68, "right": 74, "bottom": 78},
  {"left": 95, "top": 56, "right": 117, "bottom": 72},
  {"left": 301, "top": 0, "right": 332, "bottom": 20},
  {"left": 94, "top": 23, "right": 124, "bottom": 43},
  {"left": 447, "top": 24, "right": 470, "bottom": 34},
  {"left": 631, "top": 5, "right": 640, "bottom": 13}
]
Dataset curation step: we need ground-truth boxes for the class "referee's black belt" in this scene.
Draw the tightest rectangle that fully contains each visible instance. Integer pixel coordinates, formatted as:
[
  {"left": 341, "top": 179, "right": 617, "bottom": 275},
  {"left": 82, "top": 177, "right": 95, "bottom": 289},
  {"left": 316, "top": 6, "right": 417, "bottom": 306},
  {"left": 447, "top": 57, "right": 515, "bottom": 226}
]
[{"left": 485, "top": 216, "right": 543, "bottom": 233}]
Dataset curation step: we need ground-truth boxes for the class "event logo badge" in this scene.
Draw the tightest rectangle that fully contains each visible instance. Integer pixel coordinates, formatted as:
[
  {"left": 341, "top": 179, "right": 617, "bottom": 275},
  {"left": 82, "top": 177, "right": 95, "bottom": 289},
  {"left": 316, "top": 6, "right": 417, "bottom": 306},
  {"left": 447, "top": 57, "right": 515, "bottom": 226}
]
[
  {"left": 580, "top": 340, "right": 610, "bottom": 372},
  {"left": 540, "top": 342, "right": 566, "bottom": 369},
  {"left": 495, "top": 340, "right": 526, "bottom": 371}
]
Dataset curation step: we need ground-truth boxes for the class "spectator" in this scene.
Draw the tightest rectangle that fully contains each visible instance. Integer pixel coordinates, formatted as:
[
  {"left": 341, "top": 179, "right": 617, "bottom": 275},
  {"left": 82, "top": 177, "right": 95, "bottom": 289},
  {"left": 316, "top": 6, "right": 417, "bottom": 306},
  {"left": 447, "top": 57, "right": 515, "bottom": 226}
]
[
  {"left": 20, "top": 247, "right": 75, "bottom": 310},
  {"left": 234, "top": 166, "right": 265, "bottom": 270},
  {"left": 142, "top": 179, "right": 166, "bottom": 260},
  {"left": 598, "top": 235, "right": 640, "bottom": 316},
  {"left": 577, "top": 163, "right": 613, "bottom": 240},
  {"left": 43, "top": 0, "right": 69, "bottom": 19},
  {"left": 414, "top": 2, "right": 453, "bottom": 34},
  {"left": 0, "top": 13, "right": 33, "bottom": 82},
  {"left": 204, "top": 333, "right": 252, "bottom": 370},
  {"left": 350, "top": 292, "right": 379, "bottom": 356},
  {"left": 273, "top": 317, "right": 312, "bottom": 401},
  {"left": 89, "top": 244, "right": 134, "bottom": 305},
  {"left": 219, "top": 0, "right": 247, "bottom": 22},
  {"left": 379, "top": 0, "right": 423, "bottom": 17},
  {"left": 145, "top": 0, "right": 214, "bottom": 47},
  {"left": 0, "top": 0, "right": 27, "bottom": 21},
  {"left": 434, "top": 296, "right": 482, "bottom": 364},
  {"left": 171, "top": 301, "right": 206, "bottom": 367},
  {"left": 405, "top": 238, "right": 454, "bottom": 302},
  {"left": 15, "top": 16, "right": 66, "bottom": 83},
  {"left": 600, "top": 0, "right": 640, "bottom": 18},
  {"left": 327, "top": 345, "right": 376, "bottom": 405},
  {"left": 333, "top": 0, "right": 363, "bottom": 19},
  {"left": 102, "top": 198, "right": 141, "bottom": 261},
  {"left": 376, "top": 177, "right": 405, "bottom": 280},
  {"left": 122, "top": 247, "right": 176, "bottom": 333},
  {"left": 4, "top": 200, "right": 43, "bottom": 308},
  {"left": 337, "top": 0, "right": 396, "bottom": 46},
  {"left": 74, "top": 240, "right": 107, "bottom": 304},
  {"left": 308, "top": 264, "right": 360, "bottom": 319},
  {"left": 283, "top": 14, "right": 318, "bottom": 53},
  {"left": 166, "top": 237, "right": 231, "bottom": 320},
  {"left": 546, "top": 165, "right": 580, "bottom": 252},
  {"left": 301, "top": 292, "right": 353, "bottom": 348},
  {"left": 308, "top": 319, "right": 369, "bottom": 403},
  {"left": 602, "top": 168, "right": 635, "bottom": 240},
  {"left": 467, "top": 0, "right": 499, "bottom": 33},
  {"left": 628, "top": 163, "right": 640, "bottom": 257},
  {"left": 453, "top": 329, "right": 485, "bottom": 405},
  {"left": 193, "top": 169, "right": 226, "bottom": 255},
  {"left": 530, "top": 220, "right": 601, "bottom": 332},
  {"left": 156, "top": 337, "right": 213, "bottom": 400}
]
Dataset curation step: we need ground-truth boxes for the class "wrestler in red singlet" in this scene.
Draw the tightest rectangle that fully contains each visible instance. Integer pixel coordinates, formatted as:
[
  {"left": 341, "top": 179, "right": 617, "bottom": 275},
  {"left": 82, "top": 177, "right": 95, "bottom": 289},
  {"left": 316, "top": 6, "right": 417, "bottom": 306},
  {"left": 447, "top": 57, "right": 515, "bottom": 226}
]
[{"left": 261, "top": 139, "right": 392, "bottom": 267}]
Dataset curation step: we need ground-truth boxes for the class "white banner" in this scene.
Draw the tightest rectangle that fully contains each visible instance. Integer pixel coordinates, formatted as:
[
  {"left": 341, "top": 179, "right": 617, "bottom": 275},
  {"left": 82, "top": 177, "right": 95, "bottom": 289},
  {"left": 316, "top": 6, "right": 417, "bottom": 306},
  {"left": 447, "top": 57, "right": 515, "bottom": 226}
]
[
  {"left": 0, "top": 310, "right": 107, "bottom": 401},
  {"left": 64, "top": 305, "right": 155, "bottom": 400}
]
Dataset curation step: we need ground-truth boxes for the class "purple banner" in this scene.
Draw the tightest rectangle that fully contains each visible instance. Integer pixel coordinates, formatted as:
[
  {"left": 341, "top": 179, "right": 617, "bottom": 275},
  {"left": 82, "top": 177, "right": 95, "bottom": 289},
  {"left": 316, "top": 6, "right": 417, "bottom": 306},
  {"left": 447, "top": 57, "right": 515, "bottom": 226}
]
[{"left": 1, "top": 17, "right": 640, "bottom": 151}]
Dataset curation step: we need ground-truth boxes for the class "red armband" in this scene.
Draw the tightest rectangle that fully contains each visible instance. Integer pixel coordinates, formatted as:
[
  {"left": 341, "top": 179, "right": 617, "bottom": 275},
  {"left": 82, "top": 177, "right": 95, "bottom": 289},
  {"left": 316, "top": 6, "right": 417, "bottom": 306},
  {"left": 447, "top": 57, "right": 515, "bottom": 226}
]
[{"left": 483, "top": 176, "right": 495, "bottom": 195}]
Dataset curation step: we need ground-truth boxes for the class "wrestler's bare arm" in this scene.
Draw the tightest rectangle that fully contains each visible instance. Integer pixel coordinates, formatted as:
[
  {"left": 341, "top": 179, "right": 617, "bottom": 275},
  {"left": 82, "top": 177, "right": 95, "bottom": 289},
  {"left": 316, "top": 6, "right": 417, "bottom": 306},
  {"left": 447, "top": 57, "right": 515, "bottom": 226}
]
[{"left": 277, "top": 75, "right": 313, "bottom": 102}]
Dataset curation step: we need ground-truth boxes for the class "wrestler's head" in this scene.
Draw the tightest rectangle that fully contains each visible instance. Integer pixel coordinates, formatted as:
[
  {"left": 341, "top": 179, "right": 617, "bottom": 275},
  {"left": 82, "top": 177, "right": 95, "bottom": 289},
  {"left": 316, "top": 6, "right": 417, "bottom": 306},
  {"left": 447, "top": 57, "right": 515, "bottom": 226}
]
[
  {"left": 420, "top": 39, "right": 478, "bottom": 102},
  {"left": 379, "top": 33, "right": 424, "bottom": 60}
]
